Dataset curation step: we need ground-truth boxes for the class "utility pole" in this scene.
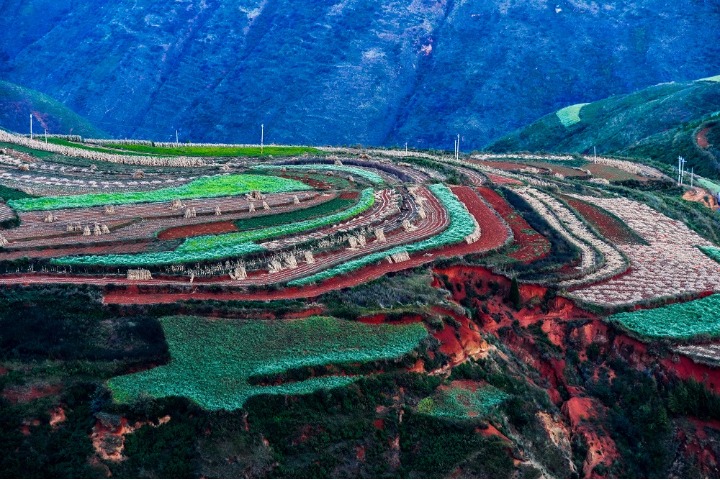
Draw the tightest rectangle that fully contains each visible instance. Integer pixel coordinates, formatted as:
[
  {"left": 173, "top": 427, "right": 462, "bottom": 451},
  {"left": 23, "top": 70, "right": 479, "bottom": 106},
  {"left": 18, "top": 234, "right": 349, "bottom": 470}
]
[
  {"left": 677, "top": 156, "right": 686, "bottom": 186},
  {"left": 29, "top": 114, "right": 33, "bottom": 140},
  {"left": 261, "top": 124, "right": 264, "bottom": 154},
  {"left": 405, "top": 142, "right": 408, "bottom": 156},
  {"left": 593, "top": 146, "right": 597, "bottom": 163},
  {"left": 690, "top": 167, "right": 694, "bottom": 188},
  {"left": 44, "top": 128, "right": 48, "bottom": 144},
  {"left": 175, "top": 129, "right": 179, "bottom": 145},
  {"left": 456, "top": 134, "right": 460, "bottom": 161}
]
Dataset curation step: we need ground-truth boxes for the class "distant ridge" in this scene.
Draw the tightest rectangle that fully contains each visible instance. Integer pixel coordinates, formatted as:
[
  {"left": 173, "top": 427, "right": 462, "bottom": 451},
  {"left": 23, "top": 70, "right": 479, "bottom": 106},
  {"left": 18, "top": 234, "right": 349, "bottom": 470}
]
[
  {"left": 487, "top": 77, "right": 720, "bottom": 178},
  {"left": 0, "top": 80, "right": 104, "bottom": 138}
]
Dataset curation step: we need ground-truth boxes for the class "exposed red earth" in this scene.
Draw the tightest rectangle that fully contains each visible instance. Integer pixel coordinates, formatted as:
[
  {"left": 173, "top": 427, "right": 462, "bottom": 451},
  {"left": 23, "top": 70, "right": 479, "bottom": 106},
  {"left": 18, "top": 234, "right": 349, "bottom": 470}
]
[
  {"left": 433, "top": 265, "right": 720, "bottom": 476},
  {"left": 477, "top": 186, "right": 550, "bottom": 263},
  {"left": 697, "top": 127, "right": 711, "bottom": 149},
  {"left": 157, "top": 220, "right": 238, "bottom": 240},
  {"left": 2, "top": 383, "right": 63, "bottom": 403},
  {"left": 683, "top": 187, "right": 719, "bottom": 210},
  {"left": 92, "top": 415, "right": 171, "bottom": 462},
  {"left": 584, "top": 163, "right": 647, "bottom": 182},
  {"left": 484, "top": 173, "right": 523, "bottom": 185},
  {"left": 561, "top": 195, "right": 644, "bottom": 244}
]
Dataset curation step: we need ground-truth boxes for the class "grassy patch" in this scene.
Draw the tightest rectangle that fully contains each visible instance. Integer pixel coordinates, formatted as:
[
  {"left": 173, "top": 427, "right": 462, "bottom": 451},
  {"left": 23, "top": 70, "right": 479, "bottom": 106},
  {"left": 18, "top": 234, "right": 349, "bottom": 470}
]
[
  {"left": 698, "top": 75, "right": 720, "bottom": 83},
  {"left": 10, "top": 174, "right": 310, "bottom": 211},
  {"left": 609, "top": 293, "right": 720, "bottom": 340},
  {"left": 104, "top": 143, "right": 322, "bottom": 157},
  {"left": 108, "top": 315, "right": 428, "bottom": 410},
  {"left": 417, "top": 384, "right": 508, "bottom": 419},
  {"left": 556, "top": 103, "right": 588, "bottom": 127},
  {"left": 697, "top": 177, "right": 720, "bottom": 194}
]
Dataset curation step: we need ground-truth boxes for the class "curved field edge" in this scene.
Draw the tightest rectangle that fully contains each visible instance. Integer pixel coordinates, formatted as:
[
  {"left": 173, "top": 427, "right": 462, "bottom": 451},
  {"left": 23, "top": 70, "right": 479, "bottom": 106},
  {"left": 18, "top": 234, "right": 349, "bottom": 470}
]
[
  {"left": 254, "top": 163, "right": 385, "bottom": 185},
  {"left": 108, "top": 315, "right": 429, "bottom": 410},
  {"left": 556, "top": 103, "right": 588, "bottom": 127},
  {"left": 8, "top": 174, "right": 311, "bottom": 211},
  {"left": 288, "top": 184, "right": 475, "bottom": 286},
  {"left": 608, "top": 294, "right": 720, "bottom": 340},
  {"left": 50, "top": 188, "right": 375, "bottom": 267}
]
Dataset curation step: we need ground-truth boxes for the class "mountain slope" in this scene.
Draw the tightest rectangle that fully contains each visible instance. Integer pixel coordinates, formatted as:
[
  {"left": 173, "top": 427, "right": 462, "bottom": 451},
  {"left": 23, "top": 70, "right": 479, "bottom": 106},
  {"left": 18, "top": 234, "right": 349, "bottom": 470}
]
[
  {"left": 487, "top": 77, "right": 720, "bottom": 177},
  {"left": 0, "top": 80, "right": 104, "bottom": 138},
  {"left": 1, "top": 1, "right": 719, "bottom": 148}
]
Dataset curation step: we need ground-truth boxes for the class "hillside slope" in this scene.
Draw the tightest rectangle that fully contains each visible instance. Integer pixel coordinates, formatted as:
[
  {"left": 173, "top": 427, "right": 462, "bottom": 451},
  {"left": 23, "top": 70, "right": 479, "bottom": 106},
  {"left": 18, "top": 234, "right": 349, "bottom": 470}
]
[
  {"left": 488, "top": 77, "right": 720, "bottom": 178},
  {"left": 0, "top": 1, "right": 719, "bottom": 148},
  {"left": 0, "top": 80, "right": 104, "bottom": 138}
]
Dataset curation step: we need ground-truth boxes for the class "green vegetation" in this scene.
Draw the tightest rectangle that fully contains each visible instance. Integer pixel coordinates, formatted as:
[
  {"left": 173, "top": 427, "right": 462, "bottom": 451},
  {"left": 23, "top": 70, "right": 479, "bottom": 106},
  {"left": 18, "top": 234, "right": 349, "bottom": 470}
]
[
  {"left": 234, "top": 195, "right": 354, "bottom": 231},
  {"left": 105, "top": 143, "right": 322, "bottom": 157},
  {"left": 53, "top": 188, "right": 374, "bottom": 267},
  {"left": 0, "top": 80, "right": 104, "bottom": 138},
  {"left": 256, "top": 163, "right": 385, "bottom": 184},
  {"left": 109, "top": 315, "right": 428, "bottom": 410},
  {"left": 697, "top": 177, "right": 720, "bottom": 194},
  {"left": 489, "top": 79, "right": 720, "bottom": 179},
  {"left": 0, "top": 184, "right": 33, "bottom": 201},
  {"left": 176, "top": 188, "right": 374, "bottom": 252},
  {"left": 46, "top": 137, "right": 149, "bottom": 156},
  {"left": 417, "top": 385, "right": 508, "bottom": 419},
  {"left": 608, "top": 294, "right": 720, "bottom": 340},
  {"left": 556, "top": 103, "right": 588, "bottom": 127},
  {"left": 9, "top": 174, "right": 310, "bottom": 211},
  {"left": 289, "top": 184, "right": 477, "bottom": 286},
  {"left": 52, "top": 242, "right": 266, "bottom": 267},
  {"left": 702, "top": 246, "right": 720, "bottom": 263}
]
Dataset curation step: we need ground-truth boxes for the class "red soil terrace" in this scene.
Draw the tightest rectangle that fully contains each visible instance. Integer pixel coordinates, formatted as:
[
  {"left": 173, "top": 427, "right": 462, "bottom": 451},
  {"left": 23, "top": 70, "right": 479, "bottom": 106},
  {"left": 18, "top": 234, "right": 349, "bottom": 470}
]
[
  {"left": 561, "top": 195, "right": 644, "bottom": 244},
  {"left": 157, "top": 220, "right": 239, "bottom": 240},
  {"left": 477, "top": 186, "right": 550, "bottom": 263},
  {"left": 102, "top": 186, "right": 510, "bottom": 304}
]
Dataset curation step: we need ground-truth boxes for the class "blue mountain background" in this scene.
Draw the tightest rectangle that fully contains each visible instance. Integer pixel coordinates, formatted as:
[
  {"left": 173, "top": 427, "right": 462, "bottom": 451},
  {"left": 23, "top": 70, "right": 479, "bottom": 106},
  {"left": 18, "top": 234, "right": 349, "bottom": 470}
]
[{"left": 1, "top": 0, "right": 719, "bottom": 149}]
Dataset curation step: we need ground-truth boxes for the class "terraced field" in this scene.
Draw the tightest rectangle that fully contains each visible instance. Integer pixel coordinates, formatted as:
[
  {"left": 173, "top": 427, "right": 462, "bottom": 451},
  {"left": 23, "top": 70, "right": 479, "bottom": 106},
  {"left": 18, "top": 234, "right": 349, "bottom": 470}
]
[{"left": 2, "top": 134, "right": 720, "bottom": 380}]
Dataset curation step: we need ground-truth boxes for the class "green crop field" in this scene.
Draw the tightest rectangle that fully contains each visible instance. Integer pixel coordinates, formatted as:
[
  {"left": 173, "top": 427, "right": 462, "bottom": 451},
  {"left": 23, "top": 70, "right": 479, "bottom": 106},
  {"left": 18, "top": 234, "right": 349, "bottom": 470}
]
[
  {"left": 608, "top": 294, "right": 720, "bottom": 340},
  {"left": 555, "top": 103, "right": 588, "bottom": 127},
  {"left": 46, "top": 138, "right": 150, "bottom": 156},
  {"left": 256, "top": 163, "right": 385, "bottom": 185},
  {"left": 52, "top": 188, "right": 374, "bottom": 267},
  {"left": 234, "top": 195, "right": 355, "bottom": 231},
  {"left": 109, "top": 315, "right": 428, "bottom": 410},
  {"left": 9, "top": 174, "right": 310, "bottom": 211},
  {"left": 104, "top": 143, "right": 322, "bottom": 157},
  {"left": 289, "top": 184, "right": 476, "bottom": 286},
  {"left": 51, "top": 242, "right": 266, "bottom": 267},
  {"left": 417, "top": 385, "right": 508, "bottom": 419},
  {"left": 176, "top": 188, "right": 374, "bottom": 252}
]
